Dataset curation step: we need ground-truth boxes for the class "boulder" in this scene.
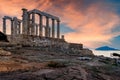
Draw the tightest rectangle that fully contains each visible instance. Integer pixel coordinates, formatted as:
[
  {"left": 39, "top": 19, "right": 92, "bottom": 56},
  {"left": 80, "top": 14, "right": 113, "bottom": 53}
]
[
  {"left": 80, "top": 48, "right": 94, "bottom": 56},
  {"left": 0, "top": 48, "right": 11, "bottom": 56}
]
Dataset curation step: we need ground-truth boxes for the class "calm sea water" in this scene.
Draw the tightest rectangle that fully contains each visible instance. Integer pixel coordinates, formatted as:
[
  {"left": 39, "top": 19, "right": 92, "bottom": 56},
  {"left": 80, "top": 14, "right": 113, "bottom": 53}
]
[{"left": 92, "top": 50, "right": 120, "bottom": 58}]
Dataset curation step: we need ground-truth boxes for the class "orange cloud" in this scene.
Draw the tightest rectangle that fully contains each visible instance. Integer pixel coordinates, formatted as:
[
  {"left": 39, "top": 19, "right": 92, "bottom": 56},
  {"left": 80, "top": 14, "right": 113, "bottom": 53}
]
[{"left": 62, "top": 4, "right": 120, "bottom": 48}]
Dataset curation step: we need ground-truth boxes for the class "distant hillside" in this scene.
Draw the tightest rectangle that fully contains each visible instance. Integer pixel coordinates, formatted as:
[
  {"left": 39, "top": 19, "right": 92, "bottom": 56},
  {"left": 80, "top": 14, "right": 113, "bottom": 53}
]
[{"left": 95, "top": 46, "right": 119, "bottom": 51}]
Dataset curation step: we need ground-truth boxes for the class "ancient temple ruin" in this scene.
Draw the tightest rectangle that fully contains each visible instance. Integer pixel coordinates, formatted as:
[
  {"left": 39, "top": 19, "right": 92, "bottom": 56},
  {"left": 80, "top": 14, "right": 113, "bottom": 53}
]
[
  {"left": 1, "top": 8, "right": 84, "bottom": 51},
  {"left": 2, "top": 8, "right": 65, "bottom": 46}
]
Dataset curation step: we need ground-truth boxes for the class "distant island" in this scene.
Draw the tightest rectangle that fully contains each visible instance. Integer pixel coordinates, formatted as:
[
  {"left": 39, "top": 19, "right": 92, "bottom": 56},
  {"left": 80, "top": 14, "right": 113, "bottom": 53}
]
[{"left": 95, "top": 46, "right": 119, "bottom": 51}]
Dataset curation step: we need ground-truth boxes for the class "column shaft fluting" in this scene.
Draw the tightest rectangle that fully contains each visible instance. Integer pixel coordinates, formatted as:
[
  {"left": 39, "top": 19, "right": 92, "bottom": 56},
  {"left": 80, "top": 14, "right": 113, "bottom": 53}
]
[
  {"left": 45, "top": 17, "right": 49, "bottom": 37},
  {"left": 39, "top": 15, "right": 42, "bottom": 36},
  {"left": 13, "top": 17, "right": 18, "bottom": 35},
  {"left": 11, "top": 20, "right": 14, "bottom": 35},
  {"left": 27, "top": 14, "right": 30, "bottom": 35},
  {"left": 57, "top": 20, "right": 60, "bottom": 38},
  {"left": 49, "top": 27, "right": 51, "bottom": 37},
  {"left": 22, "top": 8, "right": 28, "bottom": 35},
  {"left": 36, "top": 25, "right": 38, "bottom": 36},
  {"left": 52, "top": 19, "right": 55, "bottom": 38},
  {"left": 32, "top": 13, "right": 35, "bottom": 35},
  {"left": 18, "top": 22, "right": 21, "bottom": 34},
  {"left": 3, "top": 18, "right": 6, "bottom": 34}
]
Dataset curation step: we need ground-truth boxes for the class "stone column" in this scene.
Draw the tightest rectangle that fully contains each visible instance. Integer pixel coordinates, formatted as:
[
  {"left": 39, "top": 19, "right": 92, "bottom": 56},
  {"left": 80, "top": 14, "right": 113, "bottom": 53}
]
[
  {"left": 18, "top": 22, "right": 21, "bottom": 34},
  {"left": 11, "top": 20, "right": 14, "bottom": 35},
  {"left": 3, "top": 18, "right": 6, "bottom": 34},
  {"left": 22, "top": 8, "right": 28, "bottom": 35},
  {"left": 31, "top": 13, "right": 35, "bottom": 35},
  {"left": 13, "top": 17, "right": 18, "bottom": 35},
  {"left": 57, "top": 20, "right": 60, "bottom": 39},
  {"left": 52, "top": 19, "right": 55, "bottom": 38},
  {"left": 36, "top": 24, "right": 38, "bottom": 36},
  {"left": 49, "top": 27, "right": 51, "bottom": 37},
  {"left": 27, "top": 14, "right": 30, "bottom": 35},
  {"left": 39, "top": 15, "right": 43, "bottom": 36},
  {"left": 61, "top": 35, "right": 64, "bottom": 40},
  {"left": 45, "top": 17, "right": 49, "bottom": 37}
]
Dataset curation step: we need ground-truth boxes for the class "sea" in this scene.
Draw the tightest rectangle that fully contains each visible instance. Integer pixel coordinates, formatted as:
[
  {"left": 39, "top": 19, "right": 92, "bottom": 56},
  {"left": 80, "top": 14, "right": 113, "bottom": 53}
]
[{"left": 92, "top": 50, "right": 120, "bottom": 58}]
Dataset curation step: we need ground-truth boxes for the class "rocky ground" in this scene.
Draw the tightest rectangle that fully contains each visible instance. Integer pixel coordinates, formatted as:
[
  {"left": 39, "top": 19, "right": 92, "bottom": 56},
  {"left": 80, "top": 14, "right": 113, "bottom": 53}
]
[{"left": 0, "top": 47, "right": 120, "bottom": 80}]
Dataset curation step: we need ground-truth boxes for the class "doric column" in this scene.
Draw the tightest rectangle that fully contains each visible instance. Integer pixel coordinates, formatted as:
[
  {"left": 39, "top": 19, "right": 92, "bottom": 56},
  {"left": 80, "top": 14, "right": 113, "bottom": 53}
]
[
  {"left": 13, "top": 17, "right": 18, "bottom": 35},
  {"left": 52, "top": 19, "right": 55, "bottom": 38},
  {"left": 3, "top": 18, "right": 6, "bottom": 34},
  {"left": 45, "top": 17, "right": 49, "bottom": 37},
  {"left": 61, "top": 35, "right": 64, "bottom": 40},
  {"left": 22, "top": 8, "right": 28, "bottom": 35},
  {"left": 49, "top": 27, "right": 51, "bottom": 37},
  {"left": 27, "top": 14, "right": 30, "bottom": 35},
  {"left": 39, "top": 15, "right": 43, "bottom": 36},
  {"left": 11, "top": 20, "right": 14, "bottom": 35},
  {"left": 31, "top": 13, "right": 35, "bottom": 35},
  {"left": 18, "top": 22, "right": 21, "bottom": 34},
  {"left": 57, "top": 20, "right": 60, "bottom": 39},
  {"left": 36, "top": 24, "right": 38, "bottom": 36}
]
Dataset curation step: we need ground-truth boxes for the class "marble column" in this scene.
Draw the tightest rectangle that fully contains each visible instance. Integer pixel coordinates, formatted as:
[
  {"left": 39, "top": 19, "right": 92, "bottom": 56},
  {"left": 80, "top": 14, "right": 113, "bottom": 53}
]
[
  {"left": 13, "top": 17, "right": 18, "bottom": 35},
  {"left": 27, "top": 14, "right": 30, "bottom": 35},
  {"left": 39, "top": 15, "right": 43, "bottom": 36},
  {"left": 36, "top": 24, "right": 38, "bottom": 36},
  {"left": 61, "top": 35, "right": 64, "bottom": 40},
  {"left": 49, "top": 27, "right": 51, "bottom": 37},
  {"left": 52, "top": 19, "right": 55, "bottom": 38},
  {"left": 3, "top": 18, "right": 6, "bottom": 34},
  {"left": 32, "top": 13, "right": 35, "bottom": 35},
  {"left": 11, "top": 20, "right": 14, "bottom": 35},
  {"left": 22, "top": 8, "right": 28, "bottom": 35},
  {"left": 57, "top": 20, "right": 60, "bottom": 39},
  {"left": 18, "top": 22, "right": 21, "bottom": 34},
  {"left": 45, "top": 17, "right": 49, "bottom": 37}
]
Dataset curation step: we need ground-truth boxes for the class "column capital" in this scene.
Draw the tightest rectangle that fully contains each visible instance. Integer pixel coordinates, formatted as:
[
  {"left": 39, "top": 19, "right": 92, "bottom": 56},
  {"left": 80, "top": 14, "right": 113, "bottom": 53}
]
[
  {"left": 22, "top": 8, "right": 27, "bottom": 11},
  {"left": 52, "top": 18, "right": 55, "bottom": 21},
  {"left": 11, "top": 19, "right": 14, "bottom": 21},
  {"left": 3, "top": 17, "right": 5, "bottom": 20},
  {"left": 57, "top": 20, "right": 60, "bottom": 22},
  {"left": 38, "top": 14, "right": 42, "bottom": 16},
  {"left": 46, "top": 16, "right": 49, "bottom": 19}
]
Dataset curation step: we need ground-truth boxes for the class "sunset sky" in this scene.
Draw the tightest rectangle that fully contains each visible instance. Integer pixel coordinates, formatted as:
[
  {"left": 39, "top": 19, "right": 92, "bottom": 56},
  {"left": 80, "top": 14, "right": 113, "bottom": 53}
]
[{"left": 0, "top": 0, "right": 120, "bottom": 49}]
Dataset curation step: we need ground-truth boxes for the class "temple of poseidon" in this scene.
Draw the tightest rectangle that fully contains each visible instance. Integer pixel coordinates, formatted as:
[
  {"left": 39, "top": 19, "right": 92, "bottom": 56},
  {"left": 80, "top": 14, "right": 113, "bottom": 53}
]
[{"left": 0, "top": 8, "right": 83, "bottom": 50}]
